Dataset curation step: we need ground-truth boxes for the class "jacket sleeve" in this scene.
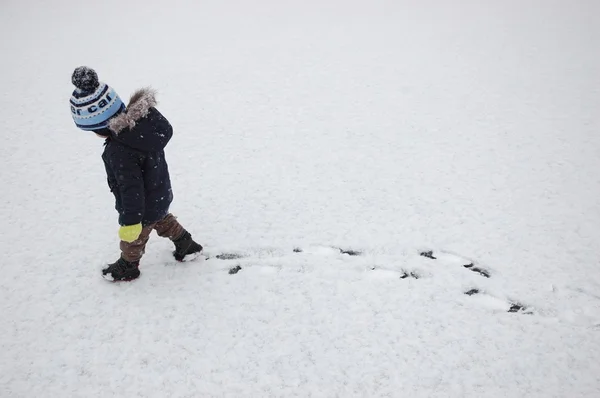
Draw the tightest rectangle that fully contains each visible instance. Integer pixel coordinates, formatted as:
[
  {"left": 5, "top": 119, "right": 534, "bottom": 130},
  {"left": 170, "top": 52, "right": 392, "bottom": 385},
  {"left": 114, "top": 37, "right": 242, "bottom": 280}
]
[{"left": 106, "top": 150, "right": 145, "bottom": 226}]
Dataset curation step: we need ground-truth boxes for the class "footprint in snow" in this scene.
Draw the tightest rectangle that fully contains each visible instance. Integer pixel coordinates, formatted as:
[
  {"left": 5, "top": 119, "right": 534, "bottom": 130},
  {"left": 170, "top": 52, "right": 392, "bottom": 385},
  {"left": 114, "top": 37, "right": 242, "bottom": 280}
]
[
  {"left": 368, "top": 266, "right": 420, "bottom": 280},
  {"left": 420, "top": 250, "right": 491, "bottom": 278},
  {"left": 462, "top": 288, "right": 533, "bottom": 314},
  {"left": 418, "top": 251, "right": 534, "bottom": 314},
  {"left": 228, "top": 265, "right": 242, "bottom": 274}
]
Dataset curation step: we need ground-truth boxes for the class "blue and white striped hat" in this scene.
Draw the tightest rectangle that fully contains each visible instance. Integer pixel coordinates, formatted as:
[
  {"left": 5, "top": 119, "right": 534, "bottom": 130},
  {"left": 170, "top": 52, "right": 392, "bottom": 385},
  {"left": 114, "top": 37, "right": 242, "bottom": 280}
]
[{"left": 70, "top": 67, "right": 125, "bottom": 131}]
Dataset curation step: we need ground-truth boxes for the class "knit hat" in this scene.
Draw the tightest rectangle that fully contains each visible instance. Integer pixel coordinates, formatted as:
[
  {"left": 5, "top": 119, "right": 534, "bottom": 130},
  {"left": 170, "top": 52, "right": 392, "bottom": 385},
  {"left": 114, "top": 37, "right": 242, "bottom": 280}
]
[{"left": 70, "top": 67, "right": 125, "bottom": 131}]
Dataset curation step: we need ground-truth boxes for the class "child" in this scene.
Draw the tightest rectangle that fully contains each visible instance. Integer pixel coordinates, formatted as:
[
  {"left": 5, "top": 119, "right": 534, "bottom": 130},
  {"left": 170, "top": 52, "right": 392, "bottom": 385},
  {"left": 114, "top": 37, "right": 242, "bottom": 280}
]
[{"left": 70, "top": 66, "right": 203, "bottom": 281}]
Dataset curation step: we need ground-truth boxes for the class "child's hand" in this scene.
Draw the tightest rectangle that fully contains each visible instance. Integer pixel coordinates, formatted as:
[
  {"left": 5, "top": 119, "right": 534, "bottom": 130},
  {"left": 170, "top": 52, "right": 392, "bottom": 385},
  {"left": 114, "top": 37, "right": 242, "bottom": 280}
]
[{"left": 119, "top": 224, "right": 142, "bottom": 243}]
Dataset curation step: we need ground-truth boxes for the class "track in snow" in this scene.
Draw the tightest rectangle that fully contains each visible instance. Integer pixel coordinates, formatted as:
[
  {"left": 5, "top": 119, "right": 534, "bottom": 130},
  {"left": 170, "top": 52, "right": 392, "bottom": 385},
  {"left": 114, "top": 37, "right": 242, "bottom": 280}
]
[{"left": 200, "top": 245, "right": 533, "bottom": 315}]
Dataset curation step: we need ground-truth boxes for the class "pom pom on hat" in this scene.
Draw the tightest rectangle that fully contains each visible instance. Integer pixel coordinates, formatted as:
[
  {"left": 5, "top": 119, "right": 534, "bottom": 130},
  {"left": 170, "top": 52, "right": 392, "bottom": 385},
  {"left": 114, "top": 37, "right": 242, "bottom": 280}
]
[{"left": 72, "top": 66, "right": 99, "bottom": 92}]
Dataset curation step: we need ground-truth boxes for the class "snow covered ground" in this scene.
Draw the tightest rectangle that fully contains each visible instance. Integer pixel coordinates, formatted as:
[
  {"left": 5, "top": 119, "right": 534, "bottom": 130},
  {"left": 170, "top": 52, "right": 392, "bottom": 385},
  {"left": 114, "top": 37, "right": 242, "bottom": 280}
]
[{"left": 1, "top": 0, "right": 600, "bottom": 396}]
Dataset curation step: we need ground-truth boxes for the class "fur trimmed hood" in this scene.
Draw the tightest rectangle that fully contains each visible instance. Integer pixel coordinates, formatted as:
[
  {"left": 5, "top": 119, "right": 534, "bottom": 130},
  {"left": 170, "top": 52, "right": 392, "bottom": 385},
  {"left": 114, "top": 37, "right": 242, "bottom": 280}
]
[
  {"left": 104, "top": 87, "right": 173, "bottom": 152},
  {"left": 108, "top": 87, "right": 157, "bottom": 134}
]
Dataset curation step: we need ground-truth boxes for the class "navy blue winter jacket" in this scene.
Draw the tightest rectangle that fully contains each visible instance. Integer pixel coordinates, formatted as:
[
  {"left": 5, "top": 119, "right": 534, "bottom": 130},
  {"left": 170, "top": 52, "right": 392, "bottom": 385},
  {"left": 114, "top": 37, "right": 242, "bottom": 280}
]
[{"left": 101, "top": 88, "right": 174, "bottom": 226}]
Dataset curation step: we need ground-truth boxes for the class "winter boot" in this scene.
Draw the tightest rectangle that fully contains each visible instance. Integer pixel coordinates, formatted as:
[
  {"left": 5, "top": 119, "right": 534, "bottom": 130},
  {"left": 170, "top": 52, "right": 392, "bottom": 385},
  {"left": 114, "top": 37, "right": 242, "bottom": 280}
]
[
  {"left": 102, "top": 258, "right": 140, "bottom": 281},
  {"left": 173, "top": 231, "right": 203, "bottom": 261}
]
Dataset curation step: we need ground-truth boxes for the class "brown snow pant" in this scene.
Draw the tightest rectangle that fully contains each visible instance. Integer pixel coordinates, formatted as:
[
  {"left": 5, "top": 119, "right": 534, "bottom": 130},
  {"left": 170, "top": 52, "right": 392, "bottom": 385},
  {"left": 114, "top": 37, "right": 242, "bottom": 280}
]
[{"left": 120, "top": 213, "right": 185, "bottom": 262}]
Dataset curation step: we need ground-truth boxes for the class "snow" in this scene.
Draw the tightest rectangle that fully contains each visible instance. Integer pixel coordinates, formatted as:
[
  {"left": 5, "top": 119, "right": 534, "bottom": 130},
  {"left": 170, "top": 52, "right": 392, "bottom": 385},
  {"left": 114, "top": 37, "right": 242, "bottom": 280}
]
[{"left": 1, "top": 0, "right": 600, "bottom": 396}]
